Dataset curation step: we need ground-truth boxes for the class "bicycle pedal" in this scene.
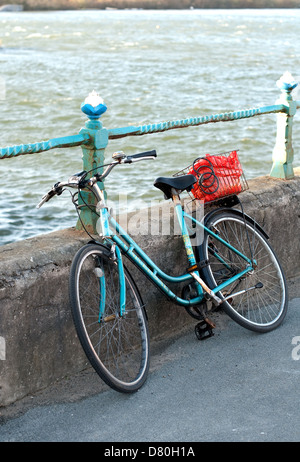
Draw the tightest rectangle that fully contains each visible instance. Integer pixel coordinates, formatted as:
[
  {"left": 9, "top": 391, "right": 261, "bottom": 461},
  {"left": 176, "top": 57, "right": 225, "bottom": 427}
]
[{"left": 194, "top": 318, "right": 216, "bottom": 341}]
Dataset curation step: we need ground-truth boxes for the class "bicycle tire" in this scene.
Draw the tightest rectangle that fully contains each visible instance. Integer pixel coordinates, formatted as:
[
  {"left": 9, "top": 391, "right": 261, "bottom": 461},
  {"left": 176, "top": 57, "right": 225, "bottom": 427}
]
[
  {"left": 197, "top": 209, "right": 288, "bottom": 333},
  {"left": 69, "top": 242, "right": 150, "bottom": 393}
]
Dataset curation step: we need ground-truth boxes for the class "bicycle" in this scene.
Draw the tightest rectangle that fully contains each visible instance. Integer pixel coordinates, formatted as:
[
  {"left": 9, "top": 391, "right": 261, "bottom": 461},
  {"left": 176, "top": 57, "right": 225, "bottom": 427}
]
[{"left": 37, "top": 149, "right": 288, "bottom": 393}]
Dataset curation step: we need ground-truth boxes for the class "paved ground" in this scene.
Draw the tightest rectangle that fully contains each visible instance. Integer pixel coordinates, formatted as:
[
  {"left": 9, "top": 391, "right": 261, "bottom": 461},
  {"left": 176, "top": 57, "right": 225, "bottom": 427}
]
[{"left": 0, "top": 281, "right": 299, "bottom": 443}]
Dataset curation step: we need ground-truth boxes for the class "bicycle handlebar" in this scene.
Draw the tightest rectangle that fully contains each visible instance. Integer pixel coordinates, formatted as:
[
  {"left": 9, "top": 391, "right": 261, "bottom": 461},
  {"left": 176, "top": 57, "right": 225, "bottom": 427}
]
[{"left": 37, "top": 149, "right": 157, "bottom": 208}]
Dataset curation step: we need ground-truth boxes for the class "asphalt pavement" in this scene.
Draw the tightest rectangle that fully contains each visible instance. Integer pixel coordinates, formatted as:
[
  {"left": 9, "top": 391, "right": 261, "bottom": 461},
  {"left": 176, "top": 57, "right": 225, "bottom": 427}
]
[{"left": 0, "top": 294, "right": 300, "bottom": 443}]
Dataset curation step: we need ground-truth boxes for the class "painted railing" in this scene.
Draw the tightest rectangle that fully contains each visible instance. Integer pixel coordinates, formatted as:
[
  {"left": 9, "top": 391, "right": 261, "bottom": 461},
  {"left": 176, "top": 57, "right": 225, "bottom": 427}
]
[{"left": 0, "top": 72, "right": 299, "bottom": 232}]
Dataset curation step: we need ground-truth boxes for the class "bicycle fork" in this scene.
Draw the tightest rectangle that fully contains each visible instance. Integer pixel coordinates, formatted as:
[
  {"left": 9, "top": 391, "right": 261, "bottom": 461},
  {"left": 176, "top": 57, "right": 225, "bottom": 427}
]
[
  {"left": 93, "top": 184, "right": 127, "bottom": 322},
  {"left": 97, "top": 244, "right": 126, "bottom": 323}
]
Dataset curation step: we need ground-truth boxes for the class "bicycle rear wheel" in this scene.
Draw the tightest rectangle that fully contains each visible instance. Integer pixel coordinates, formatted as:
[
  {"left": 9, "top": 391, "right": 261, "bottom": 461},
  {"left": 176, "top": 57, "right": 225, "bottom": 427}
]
[
  {"left": 69, "top": 243, "right": 150, "bottom": 393},
  {"left": 198, "top": 210, "right": 288, "bottom": 332}
]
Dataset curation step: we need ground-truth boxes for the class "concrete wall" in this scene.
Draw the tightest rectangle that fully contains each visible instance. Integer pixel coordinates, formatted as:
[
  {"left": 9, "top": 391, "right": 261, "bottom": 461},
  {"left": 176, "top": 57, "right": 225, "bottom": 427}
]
[{"left": 1, "top": 168, "right": 300, "bottom": 407}]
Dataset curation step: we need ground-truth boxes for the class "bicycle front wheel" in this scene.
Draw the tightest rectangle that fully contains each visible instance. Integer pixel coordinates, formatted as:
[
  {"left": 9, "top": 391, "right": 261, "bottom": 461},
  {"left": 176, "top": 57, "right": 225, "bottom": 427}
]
[
  {"left": 69, "top": 243, "right": 150, "bottom": 393},
  {"left": 198, "top": 210, "right": 288, "bottom": 333}
]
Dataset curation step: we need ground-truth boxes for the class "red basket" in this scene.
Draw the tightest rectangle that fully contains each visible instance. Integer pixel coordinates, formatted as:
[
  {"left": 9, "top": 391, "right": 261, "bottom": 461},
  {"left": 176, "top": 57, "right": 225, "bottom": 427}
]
[{"left": 174, "top": 150, "right": 248, "bottom": 204}]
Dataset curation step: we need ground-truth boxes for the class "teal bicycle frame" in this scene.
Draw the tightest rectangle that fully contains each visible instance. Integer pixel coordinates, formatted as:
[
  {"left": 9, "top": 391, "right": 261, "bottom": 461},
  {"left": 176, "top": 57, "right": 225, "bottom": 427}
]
[{"left": 97, "top": 191, "right": 254, "bottom": 312}]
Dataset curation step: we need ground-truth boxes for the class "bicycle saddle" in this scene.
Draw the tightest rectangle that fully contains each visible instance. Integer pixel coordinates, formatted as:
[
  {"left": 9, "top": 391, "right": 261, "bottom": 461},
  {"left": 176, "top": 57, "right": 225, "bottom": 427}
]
[{"left": 154, "top": 174, "right": 197, "bottom": 199}]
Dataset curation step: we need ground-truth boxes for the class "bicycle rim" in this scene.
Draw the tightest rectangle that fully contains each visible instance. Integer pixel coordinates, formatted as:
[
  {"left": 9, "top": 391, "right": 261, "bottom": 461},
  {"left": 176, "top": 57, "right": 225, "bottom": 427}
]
[
  {"left": 199, "top": 211, "right": 288, "bottom": 332},
  {"left": 69, "top": 244, "right": 150, "bottom": 392}
]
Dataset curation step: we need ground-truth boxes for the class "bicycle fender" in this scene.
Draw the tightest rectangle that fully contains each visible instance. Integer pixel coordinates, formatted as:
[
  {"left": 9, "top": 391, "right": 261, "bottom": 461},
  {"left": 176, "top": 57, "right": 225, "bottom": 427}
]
[
  {"left": 203, "top": 207, "right": 269, "bottom": 240},
  {"left": 87, "top": 239, "right": 111, "bottom": 249},
  {"left": 115, "top": 245, "right": 126, "bottom": 317}
]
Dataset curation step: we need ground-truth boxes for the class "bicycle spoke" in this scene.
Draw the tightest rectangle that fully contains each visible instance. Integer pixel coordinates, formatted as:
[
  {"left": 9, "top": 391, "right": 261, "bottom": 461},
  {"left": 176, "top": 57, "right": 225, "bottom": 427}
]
[
  {"left": 199, "top": 211, "right": 287, "bottom": 332},
  {"left": 69, "top": 244, "right": 149, "bottom": 392}
]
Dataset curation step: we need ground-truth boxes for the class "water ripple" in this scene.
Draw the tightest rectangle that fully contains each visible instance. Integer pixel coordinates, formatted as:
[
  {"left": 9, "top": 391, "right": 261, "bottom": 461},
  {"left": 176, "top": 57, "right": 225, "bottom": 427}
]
[{"left": 0, "top": 9, "right": 299, "bottom": 245}]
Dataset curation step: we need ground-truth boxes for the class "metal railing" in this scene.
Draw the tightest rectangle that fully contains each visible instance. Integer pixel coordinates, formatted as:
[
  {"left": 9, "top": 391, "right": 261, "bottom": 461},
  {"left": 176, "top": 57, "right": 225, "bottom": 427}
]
[{"left": 1, "top": 72, "right": 299, "bottom": 232}]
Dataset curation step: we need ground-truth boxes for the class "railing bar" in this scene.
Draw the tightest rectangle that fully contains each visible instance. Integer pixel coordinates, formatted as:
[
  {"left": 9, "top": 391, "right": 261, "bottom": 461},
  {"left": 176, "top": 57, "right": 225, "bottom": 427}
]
[
  {"left": 0, "top": 133, "right": 90, "bottom": 160},
  {"left": 108, "top": 104, "right": 286, "bottom": 140},
  {"left": 0, "top": 104, "right": 288, "bottom": 154}
]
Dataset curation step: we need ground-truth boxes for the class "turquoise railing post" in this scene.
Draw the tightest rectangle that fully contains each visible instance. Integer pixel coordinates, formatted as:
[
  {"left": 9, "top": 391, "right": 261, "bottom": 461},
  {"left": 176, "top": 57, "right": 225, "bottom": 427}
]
[
  {"left": 271, "top": 72, "right": 298, "bottom": 179},
  {"left": 77, "top": 91, "right": 109, "bottom": 232}
]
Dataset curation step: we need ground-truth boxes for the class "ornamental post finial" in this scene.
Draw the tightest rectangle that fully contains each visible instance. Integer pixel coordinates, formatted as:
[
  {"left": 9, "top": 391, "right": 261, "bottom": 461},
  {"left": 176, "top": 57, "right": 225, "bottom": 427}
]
[
  {"left": 276, "top": 71, "right": 298, "bottom": 93},
  {"left": 81, "top": 90, "right": 107, "bottom": 120}
]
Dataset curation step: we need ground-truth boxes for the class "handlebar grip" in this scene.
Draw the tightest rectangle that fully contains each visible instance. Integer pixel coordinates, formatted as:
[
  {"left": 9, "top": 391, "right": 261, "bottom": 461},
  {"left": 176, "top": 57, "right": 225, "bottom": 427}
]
[
  {"left": 36, "top": 183, "right": 63, "bottom": 209},
  {"left": 36, "top": 195, "right": 50, "bottom": 209},
  {"left": 132, "top": 150, "right": 157, "bottom": 159},
  {"left": 126, "top": 150, "right": 157, "bottom": 162}
]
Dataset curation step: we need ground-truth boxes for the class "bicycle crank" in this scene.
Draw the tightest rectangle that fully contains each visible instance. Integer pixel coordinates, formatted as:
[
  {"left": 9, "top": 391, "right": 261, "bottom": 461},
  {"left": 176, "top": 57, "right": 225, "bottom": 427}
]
[{"left": 190, "top": 271, "right": 223, "bottom": 305}]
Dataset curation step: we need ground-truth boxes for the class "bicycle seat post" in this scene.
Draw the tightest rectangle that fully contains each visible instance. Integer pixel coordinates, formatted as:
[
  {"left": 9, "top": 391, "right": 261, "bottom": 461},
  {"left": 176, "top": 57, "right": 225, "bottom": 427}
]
[
  {"left": 171, "top": 189, "right": 181, "bottom": 205},
  {"left": 172, "top": 187, "right": 197, "bottom": 268}
]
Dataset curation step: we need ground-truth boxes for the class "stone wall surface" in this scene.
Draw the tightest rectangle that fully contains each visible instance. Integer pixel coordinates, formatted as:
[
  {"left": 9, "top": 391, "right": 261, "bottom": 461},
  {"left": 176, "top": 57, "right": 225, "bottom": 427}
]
[{"left": 0, "top": 168, "right": 300, "bottom": 407}]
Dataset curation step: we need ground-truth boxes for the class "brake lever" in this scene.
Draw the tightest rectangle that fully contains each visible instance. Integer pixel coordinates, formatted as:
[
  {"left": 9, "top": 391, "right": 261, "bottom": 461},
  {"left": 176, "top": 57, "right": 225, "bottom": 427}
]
[{"left": 36, "top": 183, "right": 63, "bottom": 209}]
